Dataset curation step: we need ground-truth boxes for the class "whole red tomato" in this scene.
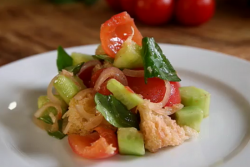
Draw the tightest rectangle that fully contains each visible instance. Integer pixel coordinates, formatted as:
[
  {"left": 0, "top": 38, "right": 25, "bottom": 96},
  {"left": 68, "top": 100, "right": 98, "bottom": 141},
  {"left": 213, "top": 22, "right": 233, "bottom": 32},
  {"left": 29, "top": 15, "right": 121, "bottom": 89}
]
[
  {"left": 105, "top": 0, "right": 122, "bottom": 11},
  {"left": 135, "top": 0, "right": 174, "bottom": 25},
  {"left": 120, "top": 0, "right": 136, "bottom": 16},
  {"left": 175, "top": 0, "right": 215, "bottom": 26}
]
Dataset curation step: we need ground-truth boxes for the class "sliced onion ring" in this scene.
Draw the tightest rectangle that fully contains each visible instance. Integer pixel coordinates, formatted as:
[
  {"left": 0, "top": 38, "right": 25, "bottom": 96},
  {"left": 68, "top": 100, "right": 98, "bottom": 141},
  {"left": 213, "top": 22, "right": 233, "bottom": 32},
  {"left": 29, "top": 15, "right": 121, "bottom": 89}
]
[
  {"left": 83, "top": 114, "right": 103, "bottom": 130},
  {"left": 47, "top": 75, "right": 63, "bottom": 106},
  {"left": 75, "top": 104, "right": 95, "bottom": 120},
  {"left": 123, "top": 69, "right": 144, "bottom": 77},
  {"left": 156, "top": 80, "right": 171, "bottom": 107},
  {"left": 34, "top": 102, "right": 62, "bottom": 119},
  {"left": 94, "top": 67, "right": 128, "bottom": 92},
  {"left": 78, "top": 60, "right": 101, "bottom": 76}
]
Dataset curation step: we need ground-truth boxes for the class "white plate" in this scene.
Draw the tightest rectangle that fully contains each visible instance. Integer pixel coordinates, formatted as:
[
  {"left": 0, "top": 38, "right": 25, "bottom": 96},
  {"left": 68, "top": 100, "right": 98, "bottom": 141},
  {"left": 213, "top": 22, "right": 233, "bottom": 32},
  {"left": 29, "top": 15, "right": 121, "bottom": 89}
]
[{"left": 1, "top": 44, "right": 250, "bottom": 167}]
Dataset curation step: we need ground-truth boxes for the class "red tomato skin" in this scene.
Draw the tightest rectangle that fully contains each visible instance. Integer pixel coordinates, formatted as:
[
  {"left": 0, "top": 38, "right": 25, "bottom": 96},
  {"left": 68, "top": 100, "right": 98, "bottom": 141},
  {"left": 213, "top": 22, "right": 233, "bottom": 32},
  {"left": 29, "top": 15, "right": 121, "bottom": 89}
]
[
  {"left": 105, "top": 0, "right": 122, "bottom": 11},
  {"left": 78, "top": 66, "right": 95, "bottom": 88},
  {"left": 127, "top": 77, "right": 166, "bottom": 103},
  {"left": 68, "top": 127, "right": 118, "bottom": 159},
  {"left": 165, "top": 82, "right": 181, "bottom": 107},
  {"left": 100, "top": 12, "right": 143, "bottom": 58},
  {"left": 135, "top": 0, "right": 174, "bottom": 25},
  {"left": 175, "top": 0, "right": 215, "bottom": 26},
  {"left": 120, "top": 0, "right": 136, "bottom": 16},
  {"left": 91, "top": 69, "right": 112, "bottom": 95}
]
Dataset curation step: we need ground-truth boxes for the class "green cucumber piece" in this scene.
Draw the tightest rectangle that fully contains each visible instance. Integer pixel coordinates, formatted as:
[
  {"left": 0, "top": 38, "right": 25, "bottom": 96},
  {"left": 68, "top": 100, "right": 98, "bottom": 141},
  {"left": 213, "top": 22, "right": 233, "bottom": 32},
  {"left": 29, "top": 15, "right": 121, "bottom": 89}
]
[
  {"left": 37, "top": 95, "right": 67, "bottom": 124},
  {"left": 107, "top": 79, "right": 143, "bottom": 110},
  {"left": 113, "top": 39, "right": 143, "bottom": 69},
  {"left": 38, "top": 95, "right": 50, "bottom": 108},
  {"left": 118, "top": 127, "right": 145, "bottom": 156},
  {"left": 53, "top": 75, "right": 82, "bottom": 104},
  {"left": 179, "top": 86, "right": 211, "bottom": 118},
  {"left": 71, "top": 52, "right": 94, "bottom": 65},
  {"left": 175, "top": 106, "right": 203, "bottom": 131},
  {"left": 93, "top": 55, "right": 114, "bottom": 63}
]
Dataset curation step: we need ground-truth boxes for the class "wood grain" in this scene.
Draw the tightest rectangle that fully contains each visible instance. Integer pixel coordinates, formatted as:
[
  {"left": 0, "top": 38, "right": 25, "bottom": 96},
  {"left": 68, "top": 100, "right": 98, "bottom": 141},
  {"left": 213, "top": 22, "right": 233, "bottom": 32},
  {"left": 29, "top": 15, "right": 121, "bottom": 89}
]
[{"left": 0, "top": 1, "right": 250, "bottom": 66}]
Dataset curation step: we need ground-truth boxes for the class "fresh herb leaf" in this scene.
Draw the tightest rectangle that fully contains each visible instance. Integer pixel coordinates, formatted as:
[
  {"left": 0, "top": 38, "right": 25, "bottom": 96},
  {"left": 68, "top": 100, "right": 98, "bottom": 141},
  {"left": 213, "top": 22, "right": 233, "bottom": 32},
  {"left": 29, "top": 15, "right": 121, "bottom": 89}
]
[
  {"left": 142, "top": 37, "right": 181, "bottom": 83},
  {"left": 57, "top": 46, "right": 73, "bottom": 71},
  {"left": 93, "top": 55, "right": 114, "bottom": 63},
  {"left": 95, "top": 93, "right": 139, "bottom": 129},
  {"left": 64, "top": 62, "right": 84, "bottom": 75},
  {"left": 47, "top": 120, "right": 67, "bottom": 139},
  {"left": 48, "top": 131, "right": 66, "bottom": 139}
]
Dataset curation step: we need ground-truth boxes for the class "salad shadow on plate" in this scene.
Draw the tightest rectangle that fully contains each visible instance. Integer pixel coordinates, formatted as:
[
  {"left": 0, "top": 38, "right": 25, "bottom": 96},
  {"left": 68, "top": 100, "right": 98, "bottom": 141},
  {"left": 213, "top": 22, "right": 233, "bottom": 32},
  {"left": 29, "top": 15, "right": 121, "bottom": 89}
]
[{"left": 0, "top": 88, "right": 73, "bottom": 167}]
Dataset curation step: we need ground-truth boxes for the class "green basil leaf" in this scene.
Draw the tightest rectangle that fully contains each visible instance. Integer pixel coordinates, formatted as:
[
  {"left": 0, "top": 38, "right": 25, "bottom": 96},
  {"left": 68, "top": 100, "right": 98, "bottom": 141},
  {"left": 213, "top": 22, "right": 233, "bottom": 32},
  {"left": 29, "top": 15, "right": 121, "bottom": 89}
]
[
  {"left": 93, "top": 55, "right": 114, "bottom": 63},
  {"left": 47, "top": 120, "right": 67, "bottom": 139},
  {"left": 95, "top": 93, "right": 139, "bottom": 129},
  {"left": 57, "top": 46, "right": 73, "bottom": 71},
  {"left": 64, "top": 62, "right": 84, "bottom": 75},
  {"left": 142, "top": 37, "right": 181, "bottom": 83},
  {"left": 48, "top": 131, "right": 66, "bottom": 139}
]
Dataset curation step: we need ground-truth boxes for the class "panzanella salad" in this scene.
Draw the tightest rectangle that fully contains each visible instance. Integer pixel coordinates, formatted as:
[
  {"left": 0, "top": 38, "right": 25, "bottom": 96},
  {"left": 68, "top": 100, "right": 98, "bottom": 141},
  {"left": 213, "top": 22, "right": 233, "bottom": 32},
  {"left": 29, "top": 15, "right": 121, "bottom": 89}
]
[{"left": 33, "top": 12, "right": 211, "bottom": 158}]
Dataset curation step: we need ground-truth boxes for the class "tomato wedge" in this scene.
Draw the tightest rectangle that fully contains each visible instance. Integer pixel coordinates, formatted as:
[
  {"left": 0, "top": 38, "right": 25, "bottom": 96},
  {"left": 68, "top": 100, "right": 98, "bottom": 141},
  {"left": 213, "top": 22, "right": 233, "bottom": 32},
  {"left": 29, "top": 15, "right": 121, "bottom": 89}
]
[
  {"left": 127, "top": 76, "right": 181, "bottom": 106},
  {"left": 165, "top": 82, "right": 181, "bottom": 107},
  {"left": 127, "top": 77, "right": 166, "bottom": 103},
  {"left": 68, "top": 127, "right": 118, "bottom": 159},
  {"left": 100, "top": 12, "right": 143, "bottom": 58},
  {"left": 91, "top": 68, "right": 112, "bottom": 95}
]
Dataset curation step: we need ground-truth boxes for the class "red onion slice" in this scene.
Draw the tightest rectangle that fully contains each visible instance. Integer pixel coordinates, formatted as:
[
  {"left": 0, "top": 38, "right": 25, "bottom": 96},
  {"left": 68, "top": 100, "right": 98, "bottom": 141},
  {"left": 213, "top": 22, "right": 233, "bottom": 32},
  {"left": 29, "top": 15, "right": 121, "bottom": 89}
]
[
  {"left": 123, "top": 69, "right": 144, "bottom": 77},
  {"left": 47, "top": 75, "right": 63, "bottom": 106},
  {"left": 34, "top": 102, "right": 62, "bottom": 119},
  {"left": 94, "top": 67, "right": 128, "bottom": 92},
  {"left": 78, "top": 60, "right": 101, "bottom": 76},
  {"left": 156, "top": 80, "right": 171, "bottom": 107}
]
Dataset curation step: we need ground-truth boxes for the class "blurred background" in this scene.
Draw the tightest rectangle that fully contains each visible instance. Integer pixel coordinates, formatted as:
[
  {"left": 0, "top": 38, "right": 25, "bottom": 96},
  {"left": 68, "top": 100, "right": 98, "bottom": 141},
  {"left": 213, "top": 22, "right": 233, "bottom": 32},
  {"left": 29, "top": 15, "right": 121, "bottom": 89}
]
[{"left": 0, "top": 0, "right": 249, "bottom": 66}]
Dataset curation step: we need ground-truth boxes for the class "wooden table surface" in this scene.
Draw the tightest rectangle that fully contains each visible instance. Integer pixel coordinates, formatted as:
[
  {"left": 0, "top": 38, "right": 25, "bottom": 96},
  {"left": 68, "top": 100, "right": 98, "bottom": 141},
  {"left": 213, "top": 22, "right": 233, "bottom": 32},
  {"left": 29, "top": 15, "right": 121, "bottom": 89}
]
[{"left": 0, "top": 1, "right": 250, "bottom": 67}]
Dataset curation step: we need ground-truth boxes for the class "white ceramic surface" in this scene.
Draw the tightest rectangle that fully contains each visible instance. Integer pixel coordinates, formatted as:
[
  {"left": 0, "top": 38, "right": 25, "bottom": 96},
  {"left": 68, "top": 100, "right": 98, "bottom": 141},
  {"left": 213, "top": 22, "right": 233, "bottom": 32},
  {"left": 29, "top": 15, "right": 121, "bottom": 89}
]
[{"left": 0, "top": 44, "right": 250, "bottom": 167}]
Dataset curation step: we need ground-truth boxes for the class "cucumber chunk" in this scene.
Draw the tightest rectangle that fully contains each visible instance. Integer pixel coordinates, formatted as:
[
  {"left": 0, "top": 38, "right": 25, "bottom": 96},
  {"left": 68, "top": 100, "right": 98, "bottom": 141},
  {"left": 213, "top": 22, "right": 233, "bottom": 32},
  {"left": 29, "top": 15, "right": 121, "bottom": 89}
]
[
  {"left": 179, "top": 86, "right": 211, "bottom": 118},
  {"left": 118, "top": 127, "right": 145, "bottom": 156},
  {"left": 107, "top": 79, "right": 143, "bottom": 110},
  {"left": 71, "top": 52, "right": 94, "bottom": 65},
  {"left": 37, "top": 95, "right": 67, "bottom": 124},
  {"left": 113, "top": 39, "right": 143, "bottom": 69},
  {"left": 53, "top": 75, "right": 83, "bottom": 104},
  {"left": 175, "top": 106, "right": 203, "bottom": 131}
]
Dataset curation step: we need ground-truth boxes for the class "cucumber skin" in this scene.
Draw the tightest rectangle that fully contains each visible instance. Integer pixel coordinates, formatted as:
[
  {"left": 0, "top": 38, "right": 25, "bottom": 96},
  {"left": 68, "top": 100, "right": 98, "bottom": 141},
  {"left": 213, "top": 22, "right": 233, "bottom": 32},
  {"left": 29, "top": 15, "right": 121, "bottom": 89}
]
[
  {"left": 71, "top": 52, "right": 94, "bottom": 65},
  {"left": 113, "top": 41, "right": 143, "bottom": 69},
  {"left": 53, "top": 75, "right": 82, "bottom": 104},
  {"left": 107, "top": 79, "right": 143, "bottom": 110},
  {"left": 118, "top": 127, "right": 145, "bottom": 156},
  {"left": 37, "top": 95, "right": 67, "bottom": 124},
  {"left": 179, "top": 86, "right": 211, "bottom": 118},
  {"left": 175, "top": 106, "right": 203, "bottom": 131}
]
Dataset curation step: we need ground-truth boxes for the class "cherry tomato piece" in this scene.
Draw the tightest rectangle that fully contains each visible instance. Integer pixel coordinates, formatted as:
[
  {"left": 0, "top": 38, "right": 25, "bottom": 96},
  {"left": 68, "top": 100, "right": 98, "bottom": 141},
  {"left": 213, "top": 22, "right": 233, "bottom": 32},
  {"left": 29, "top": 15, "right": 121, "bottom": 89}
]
[
  {"left": 68, "top": 127, "right": 118, "bottom": 159},
  {"left": 165, "top": 82, "right": 181, "bottom": 107},
  {"left": 91, "top": 68, "right": 112, "bottom": 95},
  {"left": 100, "top": 12, "right": 143, "bottom": 58},
  {"left": 127, "top": 77, "right": 166, "bottom": 103},
  {"left": 175, "top": 0, "right": 215, "bottom": 26},
  {"left": 120, "top": 0, "right": 136, "bottom": 16},
  {"left": 105, "top": 0, "right": 122, "bottom": 11},
  {"left": 135, "top": 0, "right": 174, "bottom": 25}
]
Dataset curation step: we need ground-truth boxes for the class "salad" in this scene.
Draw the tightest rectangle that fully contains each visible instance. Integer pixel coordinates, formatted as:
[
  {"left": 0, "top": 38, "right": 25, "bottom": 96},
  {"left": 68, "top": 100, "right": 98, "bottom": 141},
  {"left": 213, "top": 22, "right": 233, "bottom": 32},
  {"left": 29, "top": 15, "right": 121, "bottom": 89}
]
[{"left": 33, "top": 12, "right": 211, "bottom": 159}]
